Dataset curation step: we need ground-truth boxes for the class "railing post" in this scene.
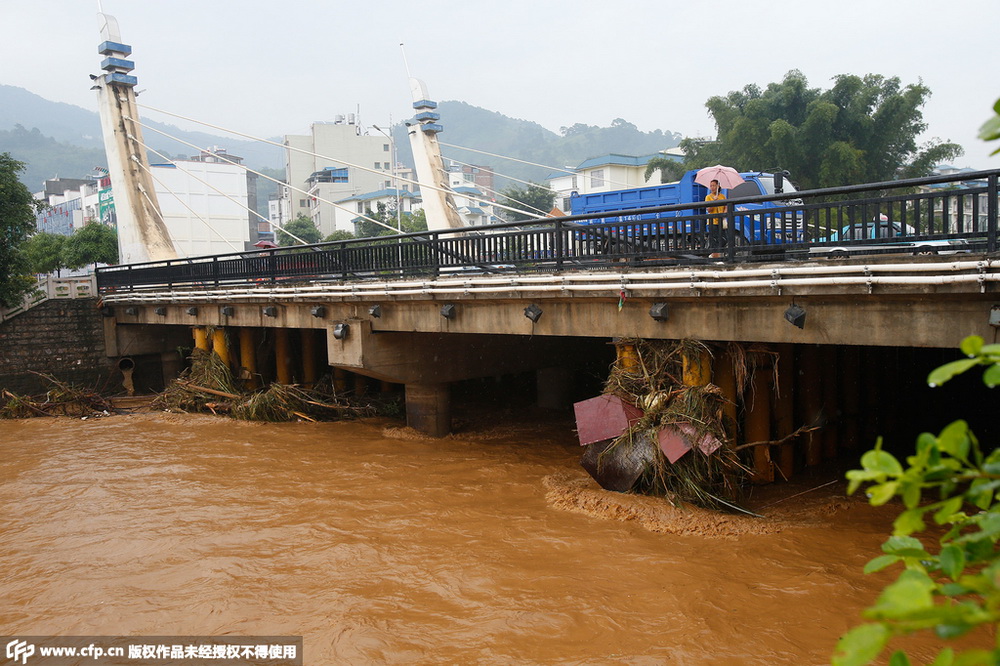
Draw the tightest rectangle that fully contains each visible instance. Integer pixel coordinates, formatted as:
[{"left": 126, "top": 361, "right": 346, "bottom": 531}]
[
  {"left": 725, "top": 204, "right": 736, "bottom": 262},
  {"left": 989, "top": 174, "right": 998, "bottom": 253},
  {"left": 554, "top": 218, "right": 564, "bottom": 271},
  {"left": 213, "top": 256, "right": 220, "bottom": 288}
]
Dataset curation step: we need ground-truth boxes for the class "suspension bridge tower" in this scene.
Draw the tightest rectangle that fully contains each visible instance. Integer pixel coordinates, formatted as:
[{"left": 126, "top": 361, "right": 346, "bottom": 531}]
[
  {"left": 405, "top": 79, "right": 464, "bottom": 231},
  {"left": 95, "top": 13, "right": 177, "bottom": 264}
]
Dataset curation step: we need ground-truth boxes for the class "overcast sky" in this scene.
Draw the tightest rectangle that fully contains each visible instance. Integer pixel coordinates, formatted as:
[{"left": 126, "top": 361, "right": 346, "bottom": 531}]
[{"left": 3, "top": 0, "right": 998, "bottom": 170}]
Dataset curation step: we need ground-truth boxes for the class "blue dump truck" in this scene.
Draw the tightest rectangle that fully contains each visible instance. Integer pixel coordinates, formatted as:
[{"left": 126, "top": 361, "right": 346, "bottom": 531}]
[{"left": 568, "top": 169, "right": 803, "bottom": 249}]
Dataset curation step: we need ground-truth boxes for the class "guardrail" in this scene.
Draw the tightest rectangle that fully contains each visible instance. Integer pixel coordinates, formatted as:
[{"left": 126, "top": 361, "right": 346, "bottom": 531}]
[
  {"left": 97, "top": 169, "right": 1000, "bottom": 293},
  {"left": 1, "top": 275, "right": 97, "bottom": 323}
]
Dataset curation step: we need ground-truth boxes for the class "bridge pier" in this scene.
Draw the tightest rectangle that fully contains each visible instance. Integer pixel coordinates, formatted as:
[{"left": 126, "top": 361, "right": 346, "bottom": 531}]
[
  {"left": 747, "top": 351, "right": 775, "bottom": 483},
  {"left": 405, "top": 382, "right": 451, "bottom": 437},
  {"left": 536, "top": 367, "right": 573, "bottom": 410},
  {"left": 239, "top": 328, "right": 258, "bottom": 389},
  {"left": 774, "top": 344, "right": 796, "bottom": 480},
  {"left": 193, "top": 326, "right": 210, "bottom": 352}
]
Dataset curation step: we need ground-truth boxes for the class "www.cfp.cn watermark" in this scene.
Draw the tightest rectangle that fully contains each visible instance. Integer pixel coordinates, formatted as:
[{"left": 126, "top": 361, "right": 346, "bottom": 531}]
[
  {"left": 5, "top": 640, "right": 34, "bottom": 664},
  {"left": 3, "top": 636, "right": 302, "bottom": 665}
]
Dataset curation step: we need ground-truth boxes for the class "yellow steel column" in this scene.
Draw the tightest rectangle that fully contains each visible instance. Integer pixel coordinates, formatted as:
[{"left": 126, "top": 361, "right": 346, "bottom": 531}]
[
  {"left": 774, "top": 343, "right": 796, "bottom": 481},
  {"left": 681, "top": 344, "right": 711, "bottom": 387},
  {"left": 275, "top": 328, "right": 293, "bottom": 385},
  {"left": 192, "top": 327, "right": 210, "bottom": 351},
  {"left": 301, "top": 329, "right": 318, "bottom": 387},
  {"left": 615, "top": 339, "right": 640, "bottom": 374},
  {"left": 746, "top": 353, "right": 774, "bottom": 484},
  {"left": 239, "top": 328, "right": 258, "bottom": 389},
  {"left": 712, "top": 347, "right": 738, "bottom": 440},
  {"left": 212, "top": 328, "right": 230, "bottom": 367}
]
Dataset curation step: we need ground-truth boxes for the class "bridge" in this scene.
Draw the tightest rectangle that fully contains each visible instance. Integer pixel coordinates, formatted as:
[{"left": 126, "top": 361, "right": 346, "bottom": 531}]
[{"left": 93, "top": 168, "right": 1000, "bottom": 483}]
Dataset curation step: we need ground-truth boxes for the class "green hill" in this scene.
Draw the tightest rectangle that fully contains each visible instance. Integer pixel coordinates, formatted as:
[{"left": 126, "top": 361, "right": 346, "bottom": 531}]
[
  {"left": 392, "top": 101, "right": 683, "bottom": 187},
  {"left": 1, "top": 85, "right": 684, "bottom": 194}
]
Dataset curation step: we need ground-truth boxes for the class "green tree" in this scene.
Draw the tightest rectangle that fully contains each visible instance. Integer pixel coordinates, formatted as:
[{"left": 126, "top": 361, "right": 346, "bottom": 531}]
[
  {"left": 499, "top": 182, "right": 555, "bottom": 221},
  {"left": 62, "top": 221, "right": 118, "bottom": 269},
  {"left": 644, "top": 156, "right": 687, "bottom": 184},
  {"left": 980, "top": 97, "right": 1000, "bottom": 155},
  {"left": 833, "top": 336, "right": 1000, "bottom": 666},
  {"left": 354, "top": 203, "right": 428, "bottom": 238},
  {"left": 276, "top": 214, "right": 321, "bottom": 246},
  {"left": 685, "top": 71, "right": 964, "bottom": 189},
  {"left": 23, "top": 232, "right": 67, "bottom": 275},
  {"left": 323, "top": 229, "right": 355, "bottom": 242},
  {"left": 0, "top": 153, "right": 44, "bottom": 307}
]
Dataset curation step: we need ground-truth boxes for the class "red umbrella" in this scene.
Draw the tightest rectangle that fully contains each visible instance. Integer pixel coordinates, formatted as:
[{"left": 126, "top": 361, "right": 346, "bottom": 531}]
[
  {"left": 254, "top": 239, "right": 278, "bottom": 249},
  {"left": 694, "top": 165, "right": 745, "bottom": 190}
]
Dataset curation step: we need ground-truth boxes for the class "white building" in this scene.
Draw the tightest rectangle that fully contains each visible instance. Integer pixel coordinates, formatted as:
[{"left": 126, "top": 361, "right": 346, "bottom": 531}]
[
  {"left": 283, "top": 118, "right": 394, "bottom": 236},
  {"left": 36, "top": 150, "right": 255, "bottom": 258},
  {"left": 150, "top": 157, "right": 251, "bottom": 257},
  {"left": 922, "top": 164, "right": 994, "bottom": 232}
]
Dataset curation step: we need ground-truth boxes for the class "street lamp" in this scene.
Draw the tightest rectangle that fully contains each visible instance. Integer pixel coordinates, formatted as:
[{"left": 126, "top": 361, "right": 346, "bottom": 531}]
[{"left": 372, "top": 123, "right": 402, "bottom": 232}]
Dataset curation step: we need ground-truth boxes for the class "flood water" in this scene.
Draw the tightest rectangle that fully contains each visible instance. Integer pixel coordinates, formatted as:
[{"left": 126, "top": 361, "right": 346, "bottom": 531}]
[{"left": 0, "top": 411, "right": 954, "bottom": 664}]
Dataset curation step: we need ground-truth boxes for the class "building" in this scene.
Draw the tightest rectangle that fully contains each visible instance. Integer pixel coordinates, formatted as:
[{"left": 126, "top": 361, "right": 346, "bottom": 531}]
[
  {"left": 283, "top": 117, "right": 394, "bottom": 237},
  {"left": 547, "top": 149, "right": 684, "bottom": 213},
  {"left": 149, "top": 154, "right": 252, "bottom": 257},
  {"left": 186, "top": 148, "right": 260, "bottom": 247},
  {"left": 34, "top": 175, "right": 108, "bottom": 235},
  {"left": 921, "top": 164, "right": 994, "bottom": 232},
  {"left": 35, "top": 148, "right": 256, "bottom": 258},
  {"left": 332, "top": 188, "right": 421, "bottom": 235},
  {"left": 448, "top": 163, "right": 495, "bottom": 193}
]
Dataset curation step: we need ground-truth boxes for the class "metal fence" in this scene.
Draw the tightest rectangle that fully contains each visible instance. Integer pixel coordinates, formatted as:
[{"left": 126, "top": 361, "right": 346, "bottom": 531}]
[{"left": 97, "top": 169, "right": 999, "bottom": 293}]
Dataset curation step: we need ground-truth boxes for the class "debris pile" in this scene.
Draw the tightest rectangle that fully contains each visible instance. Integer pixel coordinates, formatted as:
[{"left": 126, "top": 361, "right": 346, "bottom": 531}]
[
  {"left": 0, "top": 373, "right": 115, "bottom": 419},
  {"left": 152, "top": 349, "right": 385, "bottom": 422},
  {"left": 574, "top": 339, "right": 758, "bottom": 512}
]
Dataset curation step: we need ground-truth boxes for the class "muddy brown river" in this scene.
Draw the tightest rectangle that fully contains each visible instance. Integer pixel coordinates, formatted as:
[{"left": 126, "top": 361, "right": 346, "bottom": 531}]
[{"left": 0, "top": 411, "right": 956, "bottom": 664}]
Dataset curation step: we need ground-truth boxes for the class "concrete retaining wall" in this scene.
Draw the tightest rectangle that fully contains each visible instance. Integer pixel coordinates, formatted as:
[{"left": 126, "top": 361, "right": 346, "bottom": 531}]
[{"left": 0, "top": 298, "right": 118, "bottom": 395}]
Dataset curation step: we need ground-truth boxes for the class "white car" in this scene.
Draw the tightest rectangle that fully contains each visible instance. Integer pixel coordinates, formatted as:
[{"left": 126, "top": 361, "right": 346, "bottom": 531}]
[{"left": 813, "top": 216, "right": 970, "bottom": 257}]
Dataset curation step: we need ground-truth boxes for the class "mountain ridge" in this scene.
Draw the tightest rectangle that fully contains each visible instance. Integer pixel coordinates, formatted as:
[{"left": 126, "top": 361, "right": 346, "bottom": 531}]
[{"left": 0, "top": 85, "right": 682, "bottom": 191}]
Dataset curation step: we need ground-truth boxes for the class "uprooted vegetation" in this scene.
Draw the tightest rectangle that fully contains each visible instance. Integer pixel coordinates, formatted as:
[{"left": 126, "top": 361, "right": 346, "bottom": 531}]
[
  {"left": 151, "top": 349, "right": 393, "bottom": 422},
  {"left": 585, "top": 339, "right": 800, "bottom": 513},
  {"left": 2, "top": 350, "right": 398, "bottom": 423},
  {"left": 0, "top": 373, "right": 116, "bottom": 418}
]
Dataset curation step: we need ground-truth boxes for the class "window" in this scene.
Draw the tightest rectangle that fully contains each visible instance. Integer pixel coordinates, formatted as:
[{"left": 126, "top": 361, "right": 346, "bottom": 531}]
[
  {"left": 299, "top": 199, "right": 307, "bottom": 207},
  {"left": 357, "top": 202, "right": 365, "bottom": 213},
  {"left": 375, "top": 162, "right": 381, "bottom": 170},
  {"left": 563, "top": 197, "right": 572, "bottom": 211},
  {"left": 590, "top": 170, "right": 604, "bottom": 188},
  {"left": 385, "top": 181, "right": 392, "bottom": 188},
  {"left": 383, "top": 144, "right": 390, "bottom": 152},
  {"left": 384, "top": 162, "right": 390, "bottom": 170}
]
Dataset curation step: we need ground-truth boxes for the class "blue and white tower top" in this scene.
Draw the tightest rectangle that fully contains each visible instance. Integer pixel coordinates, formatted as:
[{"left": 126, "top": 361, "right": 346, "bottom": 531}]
[
  {"left": 97, "top": 13, "right": 137, "bottom": 87},
  {"left": 408, "top": 78, "right": 442, "bottom": 135}
]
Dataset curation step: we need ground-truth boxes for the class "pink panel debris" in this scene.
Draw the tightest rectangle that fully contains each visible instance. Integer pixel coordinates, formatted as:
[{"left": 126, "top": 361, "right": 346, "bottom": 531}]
[
  {"left": 674, "top": 423, "right": 723, "bottom": 457},
  {"left": 657, "top": 427, "right": 691, "bottom": 463},
  {"left": 698, "top": 434, "right": 723, "bottom": 456},
  {"left": 573, "top": 394, "right": 644, "bottom": 446}
]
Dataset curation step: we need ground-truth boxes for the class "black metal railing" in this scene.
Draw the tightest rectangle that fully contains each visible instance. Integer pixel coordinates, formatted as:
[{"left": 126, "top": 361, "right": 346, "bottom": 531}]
[{"left": 97, "top": 169, "right": 1000, "bottom": 292}]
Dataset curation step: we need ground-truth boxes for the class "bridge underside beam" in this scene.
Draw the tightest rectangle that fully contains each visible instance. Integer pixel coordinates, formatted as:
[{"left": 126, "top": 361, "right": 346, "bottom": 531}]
[
  {"left": 326, "top": 321, "right": 588, "bottom": 385},
  {"left": 362, "top": 296, "right": 998, "bottom": 349}
]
